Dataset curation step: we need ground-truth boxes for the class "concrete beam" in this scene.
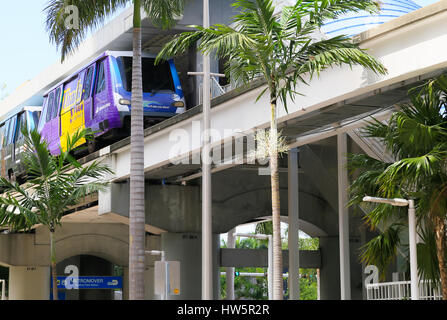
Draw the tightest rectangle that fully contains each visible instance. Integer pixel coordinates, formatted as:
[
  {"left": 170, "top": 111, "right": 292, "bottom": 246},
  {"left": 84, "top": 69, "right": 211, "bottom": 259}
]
[{"left": 220, "top": 248, "right": 321, "bottom": 269}]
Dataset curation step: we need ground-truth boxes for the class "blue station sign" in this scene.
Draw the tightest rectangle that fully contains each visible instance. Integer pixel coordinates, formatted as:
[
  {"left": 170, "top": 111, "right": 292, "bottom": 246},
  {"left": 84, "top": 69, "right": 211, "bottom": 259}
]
[{"left": 52, "top": 276, "right": 123, "bottom": 289}]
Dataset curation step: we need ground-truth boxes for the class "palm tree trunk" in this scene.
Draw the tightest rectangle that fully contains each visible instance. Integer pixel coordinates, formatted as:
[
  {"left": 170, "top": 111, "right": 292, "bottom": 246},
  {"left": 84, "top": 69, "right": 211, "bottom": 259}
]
[
  {"left": 129, "top": 0, "right": 145, "bottom": 300},
  {"left": 50, "top": 229, "right": 58, "bottom": 300},
  {"left": 269, "top": 100, "right": 283, "bottom": 300},
  {"left": 434, "top": 216, "right": 447, "bottom": 299}
]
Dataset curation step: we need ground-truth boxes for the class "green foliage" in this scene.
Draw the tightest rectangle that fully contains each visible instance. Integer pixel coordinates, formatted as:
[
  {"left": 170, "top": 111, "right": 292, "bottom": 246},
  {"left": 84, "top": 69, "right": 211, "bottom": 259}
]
[
  {"left": 157, "top": 0, "right": 386, "bottom": 111},
  {"left": 349, "top": 74, "right": 447, "bottom": 282},
  {"left": 221, "top": 232, "right": 319, "bottom": 300},
  {"left": 359, "top": 223, "right": 402, "bottom": 280},
  {"left": 255, "top": 221, "right": 273, "bottom": 235},
  {"left": 44, "top": 0, "right": 185, "bottom": 61},
  {"left": 0, "top": 128, "right": 112, "bottom": 232},
  {"left": 299, "top": 237, "right": 319, "bottom": 251}
]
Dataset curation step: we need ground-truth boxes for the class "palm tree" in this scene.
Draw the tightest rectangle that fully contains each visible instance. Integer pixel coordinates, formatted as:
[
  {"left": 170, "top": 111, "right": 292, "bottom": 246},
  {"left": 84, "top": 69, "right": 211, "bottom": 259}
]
[
  {"left": 0, "top": 128, "right": 112, "bottom": 300},
  {"left": 349, "top": 75, "right": 447, "bottom": 299},
  {"left": 156, "top": 0, "right": 386, "bottom": 299},
  {"left": 44, "top": 0, "right": 185, "bottom": 299}
]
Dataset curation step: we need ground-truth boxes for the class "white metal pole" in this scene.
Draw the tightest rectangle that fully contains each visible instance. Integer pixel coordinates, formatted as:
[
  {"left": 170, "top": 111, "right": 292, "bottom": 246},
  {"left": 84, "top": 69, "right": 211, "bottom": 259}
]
[
  {"left": 226, "top": 228, "right": 236, "bottom": 300},
  {"left": 165, "top": 261, "right": 170, "bottom": 301},
  {"left": 288, "top": 148, "right": 300, "bottom": 300},
  {"left": 268, "top": 235, "right": 273, "bottom": 300},
  {"left": 408, "top": 200, "right": 419, "bottom": 300},
  {"left": 337, "top": 133, "right": 351, "bottom": 300},
  {"left": 201, "top": 0, "right": 213, "bottom": 301}
]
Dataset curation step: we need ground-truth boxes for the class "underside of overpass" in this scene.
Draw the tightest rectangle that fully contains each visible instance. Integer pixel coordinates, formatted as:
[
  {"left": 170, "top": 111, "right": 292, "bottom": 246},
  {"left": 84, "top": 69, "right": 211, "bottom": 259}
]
[{"left": 0, "top": 133, "right": 378, "bottom": 300}]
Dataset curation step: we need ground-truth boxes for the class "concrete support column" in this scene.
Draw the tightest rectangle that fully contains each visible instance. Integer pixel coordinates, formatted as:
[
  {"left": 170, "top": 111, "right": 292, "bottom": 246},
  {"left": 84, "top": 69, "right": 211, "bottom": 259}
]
[
  {"left": 161, "top": 232, "right": 220, "bottom": 300},
  {"left": 97, "top": 151, "right": 116, "bottom": 216},
  {"left": 225, "top": 228, "right": 236, "bottom": 300},
  {"left": 123, "top": 267, "right": 129, "bottom": 300},
  {"left": 337, "top": 133, "right": 351, "bottom": 300},
  {"left": 288, "top": 148, "right": 300, "bottom": 300},
  {"left": 144, "top": 264, "right": 156, "bottom": 300},
  {"left": 319, "top": 236, "right": 340, "bottom": 300},
  {"left": 9, "top": 266, "right": 50, "bottom": 300}
]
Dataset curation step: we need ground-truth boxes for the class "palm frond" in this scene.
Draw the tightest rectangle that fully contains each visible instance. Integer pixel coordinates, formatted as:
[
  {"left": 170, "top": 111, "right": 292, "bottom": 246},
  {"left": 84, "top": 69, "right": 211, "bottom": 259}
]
[
  {"left": 142, "top": 0, "right": 184, "bottom": 29},
  {"left": 360, "top": 223, "right": 403, "bottom": 280},
  {"left": 44, "top": 0, "right": 128, "bottom": 61},
  {"left": 301, "top": 0, "right": 380, "bottom": 26},
  {"left": 0, "top": 129, "right": 113, "bottom": 232}
]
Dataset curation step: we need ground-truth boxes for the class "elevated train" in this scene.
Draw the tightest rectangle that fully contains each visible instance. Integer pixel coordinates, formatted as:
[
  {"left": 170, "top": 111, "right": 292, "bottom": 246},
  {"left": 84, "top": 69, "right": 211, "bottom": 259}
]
[
  {"left": 0, "top": 50, "right": 185, "bottom": 181},
  {"left": 0, "top": 106, "right": 42, "bottom": 182},
  {"left": 38, "top": 50, "right": 186, "bottom": 155}
]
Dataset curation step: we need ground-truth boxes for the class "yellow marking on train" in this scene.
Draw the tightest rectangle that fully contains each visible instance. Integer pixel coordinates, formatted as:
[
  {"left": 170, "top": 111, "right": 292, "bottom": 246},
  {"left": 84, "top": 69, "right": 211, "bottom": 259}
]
[{"left": 60, "top": 99, "right": 86, "bottom": 152}]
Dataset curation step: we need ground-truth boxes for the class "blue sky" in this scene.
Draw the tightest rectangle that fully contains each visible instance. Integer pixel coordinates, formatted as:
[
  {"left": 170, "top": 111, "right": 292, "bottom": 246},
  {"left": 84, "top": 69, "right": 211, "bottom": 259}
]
[
  {"left": 0, "top": 0, "right": 441, "bottom": 100},
  {"left": 0, "top": 0, "right": 127, "bottom": 100}
]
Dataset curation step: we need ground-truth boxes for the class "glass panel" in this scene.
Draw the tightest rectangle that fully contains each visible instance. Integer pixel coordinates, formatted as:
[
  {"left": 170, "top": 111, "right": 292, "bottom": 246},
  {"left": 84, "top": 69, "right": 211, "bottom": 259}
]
[
  {"left": 29, "top": 111, "right": 40, "bottom": 132},
  {"left": 15, "top": 112, "right": 26, "bottom": 143},
  {"left": 37, "top": 98, "right": 48, "bottom": 132},
  {"left": 52, "top": 87, "right": 61, "bottom": 119},
  {"left": 46, "top": 92, "right": 55, "bottom": 122},
  {"left": 117, "top": 56, "right": 174, "bottom": 93},
  {"left": 76, "top": 75, "right": 84, "bottom": 103},
  {"left": 5, "top": 117, "right": 16, "bottom": 146},
  {"left": 82, "top": 67, "right": 94, "bottom": 100},
  {"left": 3, "top": 120, "right": 11, "bottom": 147},
  {"left": 0, "top": 124, "right": 5, "bottom": 150},
  {"left": 96, "top": 60, "right": 106, "bottom": 94}
]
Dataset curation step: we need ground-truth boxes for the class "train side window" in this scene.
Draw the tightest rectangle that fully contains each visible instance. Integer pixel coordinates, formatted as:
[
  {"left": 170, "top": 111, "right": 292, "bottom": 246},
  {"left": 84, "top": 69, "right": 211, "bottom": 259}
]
[
  {"left": 76, "top": 74, "right": 84, "bottom": 103},
  {"left": 82, "top": 67, "right": 94, "bottom": 100},
  {"left": 37, "top": 98, "right": 48, "bottom": 132},
  {"left": 52, "top": 87, "right": 61, "bottom": 119},
  {"left": 15, "top": 112, "right": 26, "bottom": 144},
  {"left": 95, "top": 60, "right": 106, "bottom": 94},
  {"left": 4, "top": 117, "right": 16, "bottom": 146},
  {"left": 29, "top": 111, "right": 40, "bottom": 132},
  {"left": 46, "top": 92, "right": 55, "bottom": 122},
  {"left": 0, "top": 124, "right": 5, "bottom": 149},
  {"left": 3, "top": 120, "right": 11, "bottom": 148}
]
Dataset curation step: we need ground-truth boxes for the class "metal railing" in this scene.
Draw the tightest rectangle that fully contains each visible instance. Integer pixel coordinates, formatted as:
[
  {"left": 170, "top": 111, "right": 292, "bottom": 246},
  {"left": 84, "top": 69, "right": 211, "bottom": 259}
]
[
  {"left": 198, "top": 77, "right": 232, "bottom": 105},
  {"left": 366, "top": 280, "right": 442, "bottom": 300},
  {"left": 348, "top": 127, "right": 395, "bottom": 163}
]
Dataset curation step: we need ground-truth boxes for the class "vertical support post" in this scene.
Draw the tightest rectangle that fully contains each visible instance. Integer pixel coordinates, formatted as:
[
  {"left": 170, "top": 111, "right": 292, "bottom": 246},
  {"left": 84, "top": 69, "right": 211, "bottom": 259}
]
[
  {"left": 408, "top": 200, "right": 419, "bottom": 300},
  {"left": 0, "top": 280, "right": 4, "bottom": 300},
  {"left": 288, "top": 148, "right": 300, "bottom": 300},
  {"left": 201, "top": 0, "right": 213, "bottom": 301},
  {"left": 160, "top": 251, "right": 169, "bottom": 301},
  {"left": 317, "top": 269, "right": 321, "bottom": 300},
  {"left": 225, "top": 228, "right": 236, "bottom": 300},
  {"left": 268, "top": 235, "right": 273, "bottom": 300},
  {"left": 337, "top": 133, "right": 351, "bottom": 300}
]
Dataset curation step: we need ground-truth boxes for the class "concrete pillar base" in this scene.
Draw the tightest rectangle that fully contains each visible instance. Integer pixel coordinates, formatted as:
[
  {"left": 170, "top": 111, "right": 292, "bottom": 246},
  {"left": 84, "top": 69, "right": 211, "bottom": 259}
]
[{"left": 8, "top": 266, "right": 50, "bottom": 300}]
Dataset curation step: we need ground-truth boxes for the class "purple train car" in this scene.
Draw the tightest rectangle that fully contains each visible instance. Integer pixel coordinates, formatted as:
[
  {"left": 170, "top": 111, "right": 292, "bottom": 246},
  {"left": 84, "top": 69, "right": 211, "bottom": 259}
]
[{"left": 37, "top": 51, "right": 186, "bottom": 155}]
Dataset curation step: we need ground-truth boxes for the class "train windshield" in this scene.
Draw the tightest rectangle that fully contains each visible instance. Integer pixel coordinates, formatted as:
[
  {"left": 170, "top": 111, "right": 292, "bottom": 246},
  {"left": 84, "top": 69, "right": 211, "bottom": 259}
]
[{"left": 116, "top": 56, "right": 175, "bottom": 93}]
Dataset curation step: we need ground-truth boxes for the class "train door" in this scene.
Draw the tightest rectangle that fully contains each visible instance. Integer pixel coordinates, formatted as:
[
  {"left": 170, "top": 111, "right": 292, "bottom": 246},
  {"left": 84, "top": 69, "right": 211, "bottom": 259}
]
[
  {"left": 82, "top": 64, "right": 96, "bottom": 128},
  {"left": 93, "top": 59, "right": 108, "bottom": 124},
  {"left": 41, "top": 86, "right": 63, "bottom": 155},
  {"left": 60, "top": 74, "right": 86, "bottom": 152}
]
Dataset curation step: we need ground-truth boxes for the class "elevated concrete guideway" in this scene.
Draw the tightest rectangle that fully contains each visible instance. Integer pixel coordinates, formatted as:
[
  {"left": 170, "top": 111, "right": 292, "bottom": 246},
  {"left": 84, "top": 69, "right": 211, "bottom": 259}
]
[{"left": 88, "top": 1, "right": 447, "bottom": 183}]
